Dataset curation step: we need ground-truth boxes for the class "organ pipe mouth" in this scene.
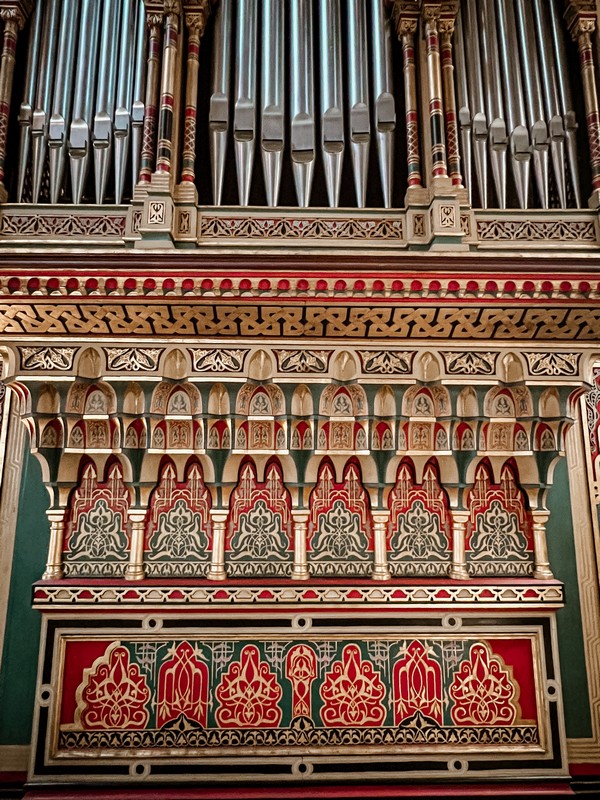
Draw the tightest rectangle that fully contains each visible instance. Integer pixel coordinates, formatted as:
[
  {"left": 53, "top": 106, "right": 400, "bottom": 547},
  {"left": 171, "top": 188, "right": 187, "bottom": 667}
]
[{"left": 10, "top": 0, "right": 583, "bottom": 210}]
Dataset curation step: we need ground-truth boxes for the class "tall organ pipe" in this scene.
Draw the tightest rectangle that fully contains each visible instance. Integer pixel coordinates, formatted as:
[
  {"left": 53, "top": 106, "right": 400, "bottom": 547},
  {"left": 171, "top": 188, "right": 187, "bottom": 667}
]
[
  {"left": 454, "top": 10, "right": 472, "bottom": 203},
  {"left": 463, "top": 0, "right": 488, "bottom": 207},
  {"left": 319, "top": 0, "right": 344, "bottom": 207},
  {"left": 233, "top": 0, "right": 257, "bottom": 206},
  {"left": 131, "top": 0, "right": 146, "bottom": 195},
  {"left": 532, "top": 0, "right": 567, "bottom": 207},
  {"left": 17, "top": 1, "right": 43, "bottom": 202},
  {"left": 290, "top": 0, "right": 316, "bottom": 207},
  {"left": 94, "top": 0, "right": 121, "bottom": 203},
  {"left": 209, "top": 0, "right": 231, "bottom": 205},
  {"left": 114, "top": 0, "right": 136, "bottom": 204},
  {"left": 261, "top": 0, "right": 285, "bottom": 207},
  {"left": 370, "top": 0, "right": 395, "bottom": 209},
  {"left": 48, "top": 0, "right": 79, "bottom": 203},
  {"left": 478, "top": 0, "right": 507, "bottom": 208},
  {"left": 31, "top": 0, "right": 60, "bottom": 203},
  {"left": 549, "top": 0, "right": 581, "bottom": 207},
  {"left": 496, "top": 0, "right": 530, "bottom": 209},
  {"left": 514, "top": 0, "right": 549, "bottom": 209},
  {"left": 347, "top": 0, "right": 370, "bottom": 208}
]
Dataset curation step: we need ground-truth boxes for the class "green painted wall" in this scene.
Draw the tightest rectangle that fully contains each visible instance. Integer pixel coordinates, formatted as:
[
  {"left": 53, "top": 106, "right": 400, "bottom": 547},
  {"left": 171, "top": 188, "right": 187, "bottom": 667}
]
[
  {"left": 546, "top": 457, "right": 593, "bottom": 739},
  {"left": 0, "top": 447, "right": 48, "bottom": 745}
]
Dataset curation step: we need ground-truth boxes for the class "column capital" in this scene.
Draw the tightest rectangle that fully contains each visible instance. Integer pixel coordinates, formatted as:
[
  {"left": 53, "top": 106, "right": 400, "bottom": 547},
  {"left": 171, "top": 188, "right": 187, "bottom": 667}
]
[
  {"left": 127, "top": 508, "right": 147, "bottom": 524},
  {"left": 46, "top": 508, "right": 67, "bottom": 523},
  {"left": 210, "top": 509, "right": 228, "bottom": 524},
  {"left": 0, "top": 1, "right": 34, "bottom": 30},
  {"left": 565, "top": 0, "right": 597, "bottom": 40}
]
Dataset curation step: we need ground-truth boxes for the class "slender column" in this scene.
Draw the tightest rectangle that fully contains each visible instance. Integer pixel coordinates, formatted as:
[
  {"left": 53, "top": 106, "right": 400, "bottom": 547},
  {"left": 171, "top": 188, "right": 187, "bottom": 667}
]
[
  {"left": 0, "top": 9, "right": 26, "bottom": 201},
  {"left": 567, "top": 4, "right": 600, "bottom": 205},
  {"left": 291, "top": 510, "right": 310, "bottom": 580},
  {"left": 124, "top": 509, "right": 146, "bottom": 581},
  {"left": 392, "top": 8, "right": 422, "bottom": 190},
  {"left": 372, "top": 511, "right": 391, "bottom": 581},
  {"left": 449, "top": 510, "right": 469, "bottom": 580},
  {"left": 179, "top": 5, "right": 210, "bottom": 187},
  {"left": 423, "top": 5, "right": 448, "bottom": 182},
  {"left": 138, "top": 14, "right": 163, "bottom": 185},
  {"left": 42, "top": 509, "right": 66, "bottom": 581},
  {"left": 207, "top": 509, "right": 227, "bottom": 580},
  {"left": 439, "top": 16, "right": 462, "bottom": 188},
  {"left": 155, "top": 2, "right": 180, "bottom": 175},
  {"left": 532, "top": 510, "right": 554, "bottom": 580}
]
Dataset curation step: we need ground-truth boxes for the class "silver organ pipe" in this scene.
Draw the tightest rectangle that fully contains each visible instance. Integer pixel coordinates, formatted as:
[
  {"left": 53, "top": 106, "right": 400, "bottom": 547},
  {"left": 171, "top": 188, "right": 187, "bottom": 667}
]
[
  {"left": 233, "top": 0, "right": 257, "bottom": 206},
  {"left": 496, "top": 0, "right": 530, "bottom": 210},
  {"left": 17, "top": 0, "right": 43, "bottom": 202},
  {"left": 347, "top": 0, "right": 370, "bottom": 208},
  {"left": 114, "top": 0, "right": 137, "bottom": 205},
  {"left": 93, "top": 0, "right": 122, "bottom": 204},
  {"left": 49, "top": 0, "right": 79, "bottom": 203},
  {"left": 261, "top": 0, "right": 285, "bottom": 207},
  {"left": 463, "top": 0, "right": 488, "bottom": 207},
  {"left": 454, "top": 10, "right": 472, "bottom": 204},
  {"left": 370, "top": 0, "right": 396, "bottom": 210},
  {"left": 209, "top": 0, "right": 232, "bottom": 206},
  {"left": 549, "top": 0, "right": 582, "bottom": 208},
  {"left": 478, "top": 0, "right": 507, "bottom": 208},
  {"left": 69, "top": 0, "right": 101, "bottom": 205},
  {"left": 532, "top": 0, "right": 567, "bottom": 208},
  {"left": 319, "top": 0, "right": 344, "bottom": 208},
  {"left": 514, "top": 0, "right": 549, "bottom": 209},
  {"left": 31, "top": 0, "right": 60, "bottom": 203},
  {"left": 131, "top": 1, "right": 147, "bottom": 197},
  {"left": 290, "top": 0, "right": 316, "bottom": 207}
]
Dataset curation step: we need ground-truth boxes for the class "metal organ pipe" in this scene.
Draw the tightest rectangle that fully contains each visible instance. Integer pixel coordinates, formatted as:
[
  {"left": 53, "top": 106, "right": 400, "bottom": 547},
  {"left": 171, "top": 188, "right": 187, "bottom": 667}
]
[
  {"left": 233, "top": 0, "right": 257, "bottom": 206},
  {"left": 496, "top": 0, "right": 530, "bottom": 209},
  {"left": 94, "top": 0, "right": 121, "bottom": 203},
  {"left": 513, "top": 0, "right": 548, "bottom": 209},
  {"left": 319, "top": 0, "right": 344, "bottom": 208},
  {"left": 114, "top": 0, "right": 137, "bottom": 204},
  {"left": 131, "top": 1, "right": 147, "bottom": 196},
  {"left": 290, "top": 0, "right": 316, "bottom": 207},
  {"left": 209, "top": 0, "right": 231, "bottom": 205},
  {"left": 69, "top": 0, "right": 101, "bottom": 204},
  {"left": 370, "top": 0, "right": 396, "bottom": 209},
  {"left": 478, "top": 0, "right": 507, "bottom": 208},
  {"left": 261, "top": 0, "right": 285, "bottom": 207},
  {"left": 49, "top": 0, "right": 79, "bottom": 204},
  {"left": 454, "top": 10, "right": 472, "bottom": 203},
  {"left": 31, "top": 0, "right": 60, "bottom": 203},
  {"left": 532, "top": 0, "right": 567, "bottom": 208},
  {"left": 463, "top": 0, "right": 488, "bottom": 207},
  {"left": 347, "top": 0, "right": 370, "bottom": 208},
  {"left": 549, "top": 0, "right": 581, "bottom": 208},
  {"left": 17, "top": 0, "right": 43, "bottom": 202}
]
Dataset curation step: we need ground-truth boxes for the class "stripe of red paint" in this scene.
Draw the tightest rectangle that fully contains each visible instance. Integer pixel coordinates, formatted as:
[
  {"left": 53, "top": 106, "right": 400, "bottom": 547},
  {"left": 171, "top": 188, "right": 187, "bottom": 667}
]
[
  {"left": 60, "top": 639, "right": 110, "bottom": 725},
  {"left": 21, "top": 780, "right": 576, "bottom": 798},
  {"left": 569, "top": 763, "right": 600, "bottom": 776}
]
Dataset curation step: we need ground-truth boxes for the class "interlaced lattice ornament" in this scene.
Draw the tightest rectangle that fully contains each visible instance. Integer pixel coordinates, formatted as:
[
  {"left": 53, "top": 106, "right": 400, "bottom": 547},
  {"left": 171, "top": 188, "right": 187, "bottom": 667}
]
[
  {"left": 449, "top": 643, "right": 519, "bottom": 726},
  {"left": 226, "top": 461, "right": 293, "bottom": 577},
  {"left": 145, "top": 461, "right": 211, "bottom": 577},
  {"left": 308, "top": 460, "right": 373, "bottom": 577},
  {"left": 387, "top": 462, "right": 451, "bottom": 576},
  {"left": 466, "top": 464, "right": 533, "bottom": 577},
  {"left": 64, "top": 461, "right": 130, "bottom": 577}
]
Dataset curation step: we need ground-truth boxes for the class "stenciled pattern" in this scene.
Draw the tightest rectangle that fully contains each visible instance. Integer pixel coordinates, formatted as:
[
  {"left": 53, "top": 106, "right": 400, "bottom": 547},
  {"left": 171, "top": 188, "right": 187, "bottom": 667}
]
[
  {"left": 226, "top": 461, "right": 293, "bottom": 577},
  {"left": 388, "top": 463, "right": 451, "bottom": 576},
  {"left": 308, "top": 461, "right": 373, "bottom": 577},
  {"left": 60, "top": 634, "right": 535, "bottom": 753},
  {"left": 64, "top": 462, "right": 130, "bottom": 577},
  {"left": 466, "top": 464, "right": 534, "bottom": 577},
  {"left": 145, "top": 461, "right": 211, "bottom": 576}
]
